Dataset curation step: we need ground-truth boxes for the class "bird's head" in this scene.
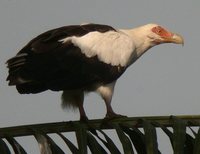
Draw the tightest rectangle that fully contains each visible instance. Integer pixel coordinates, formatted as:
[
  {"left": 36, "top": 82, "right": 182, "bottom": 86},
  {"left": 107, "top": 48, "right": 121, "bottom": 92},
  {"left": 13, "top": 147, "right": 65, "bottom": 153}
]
[{"left": 125, "top": 23, "right": 184, "bottom": 57}]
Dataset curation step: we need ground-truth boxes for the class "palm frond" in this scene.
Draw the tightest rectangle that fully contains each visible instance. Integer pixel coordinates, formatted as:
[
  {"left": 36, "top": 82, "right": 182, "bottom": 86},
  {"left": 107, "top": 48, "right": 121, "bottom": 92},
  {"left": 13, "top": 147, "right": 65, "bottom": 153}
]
[{"left": 0, "top": 115, "right": 200, "bottom": 153}]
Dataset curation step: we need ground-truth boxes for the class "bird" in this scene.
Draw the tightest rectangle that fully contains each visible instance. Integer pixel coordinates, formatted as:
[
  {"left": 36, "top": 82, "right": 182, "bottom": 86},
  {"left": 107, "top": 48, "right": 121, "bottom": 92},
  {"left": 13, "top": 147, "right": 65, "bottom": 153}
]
[{"left": 6, "top": 23, "right": 184, "bottom": 120}]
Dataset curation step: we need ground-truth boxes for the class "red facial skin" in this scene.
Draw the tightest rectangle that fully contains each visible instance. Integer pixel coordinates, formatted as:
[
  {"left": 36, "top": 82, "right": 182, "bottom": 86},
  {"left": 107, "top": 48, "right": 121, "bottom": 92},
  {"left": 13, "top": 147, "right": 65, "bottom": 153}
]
[
  {"left": 152, "top": 26, "right": 173, "bottom": 38},
  {"left": 151, "top": 26, "right": 174, "bottom": 44}
]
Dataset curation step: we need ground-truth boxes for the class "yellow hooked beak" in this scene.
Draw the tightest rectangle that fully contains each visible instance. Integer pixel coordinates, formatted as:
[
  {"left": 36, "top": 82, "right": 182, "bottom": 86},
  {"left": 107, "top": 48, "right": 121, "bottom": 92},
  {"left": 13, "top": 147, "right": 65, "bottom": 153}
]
[{"left": 163, "top": 33, "right": 184, "bottom": 46}]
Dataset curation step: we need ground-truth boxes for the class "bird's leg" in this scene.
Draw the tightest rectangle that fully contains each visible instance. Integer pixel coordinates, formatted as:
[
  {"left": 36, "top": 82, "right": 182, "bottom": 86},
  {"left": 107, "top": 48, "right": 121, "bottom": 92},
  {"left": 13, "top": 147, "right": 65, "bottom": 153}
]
[
  {"left": 74, "top": 92, "right": 88, "bottom": 121},
  {"left": 105, "top": 100, "right": 118, "bottom": 118},
  {"left": 61, "top": 90, "right": 88, "bottom": 121},
  {"left": 104, "top": 96, "right": 126, "bottom": 118},
  {"left": 101, "top": 90, "right": 126, "bottom": 119},
  {"left": 78, "top": 102, "right": 88, "bottom": 121},
  {"left": 97, "top": 82, "right": 126, "bottom": 119}
]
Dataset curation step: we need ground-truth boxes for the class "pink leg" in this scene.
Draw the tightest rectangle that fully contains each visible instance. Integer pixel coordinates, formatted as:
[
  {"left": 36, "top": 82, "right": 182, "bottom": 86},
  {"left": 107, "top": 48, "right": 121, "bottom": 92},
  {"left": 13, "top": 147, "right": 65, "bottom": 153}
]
[
  {"left": 105, "top": 100, "right": 118, "bottom": 117},
  {"left": 97, "top": 82, "right": 126, "bottom": 119},
  {"left": 78, "top": 103, "right": 88, "bottom": 121},
  {"left": 62, "top": 90, "right": 88, "bottom": 121},
  {"left": 103, "top": 96, "right": 126, "bottom": 118}
]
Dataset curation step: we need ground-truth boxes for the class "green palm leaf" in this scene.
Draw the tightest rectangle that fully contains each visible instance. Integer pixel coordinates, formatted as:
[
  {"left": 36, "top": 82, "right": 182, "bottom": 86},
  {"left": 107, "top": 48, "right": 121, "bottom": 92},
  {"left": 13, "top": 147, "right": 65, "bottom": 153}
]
[{"left": 0, "top": 115, "right": 200, "bottom": 154}]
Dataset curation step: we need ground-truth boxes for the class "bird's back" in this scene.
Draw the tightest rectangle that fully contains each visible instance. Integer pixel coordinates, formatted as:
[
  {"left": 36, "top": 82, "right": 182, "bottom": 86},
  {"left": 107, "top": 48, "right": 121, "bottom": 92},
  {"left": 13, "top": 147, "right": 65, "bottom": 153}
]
[{"left": 6, "top": 24, "right": 125, "bottom": 94}]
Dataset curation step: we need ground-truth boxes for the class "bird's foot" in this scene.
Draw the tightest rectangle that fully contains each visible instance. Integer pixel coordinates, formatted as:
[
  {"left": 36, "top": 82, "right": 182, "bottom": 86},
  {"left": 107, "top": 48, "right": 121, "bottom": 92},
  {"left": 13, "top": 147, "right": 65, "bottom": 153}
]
[
  {"left": 80, "top": 115, "right": 89, "bottom": 122},
  {"left": 104, "top": 112, "right": 127, "bottom": 120}
]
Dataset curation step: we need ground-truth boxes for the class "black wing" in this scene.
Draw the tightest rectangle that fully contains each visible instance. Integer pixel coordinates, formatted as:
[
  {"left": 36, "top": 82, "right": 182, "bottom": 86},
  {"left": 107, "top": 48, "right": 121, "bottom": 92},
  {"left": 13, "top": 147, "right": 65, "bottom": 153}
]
[{"left": 6, "top": 24, "right": 124, "bottom": 94}]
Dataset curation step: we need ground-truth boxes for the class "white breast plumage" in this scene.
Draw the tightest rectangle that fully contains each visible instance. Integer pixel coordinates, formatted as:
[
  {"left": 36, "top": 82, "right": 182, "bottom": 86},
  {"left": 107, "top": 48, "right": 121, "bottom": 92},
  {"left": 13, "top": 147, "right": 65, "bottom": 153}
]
[{"left": 60, "top": 31, "right": 135, "bottom": 66}]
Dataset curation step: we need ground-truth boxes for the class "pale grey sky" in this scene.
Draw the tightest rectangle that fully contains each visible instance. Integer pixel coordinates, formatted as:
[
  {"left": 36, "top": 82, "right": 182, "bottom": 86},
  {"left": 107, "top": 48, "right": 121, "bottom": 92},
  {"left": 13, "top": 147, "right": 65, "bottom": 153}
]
[{"left": 0, "top": 0, "right": 199, "bottom": 153}]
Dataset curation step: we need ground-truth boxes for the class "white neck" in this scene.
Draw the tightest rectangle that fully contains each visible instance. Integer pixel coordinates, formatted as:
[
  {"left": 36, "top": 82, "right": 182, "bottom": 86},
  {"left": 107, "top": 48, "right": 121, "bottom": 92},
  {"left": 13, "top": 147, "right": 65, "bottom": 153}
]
[{"left": 120, "top": 27, "right": 154, "bottom": 58}]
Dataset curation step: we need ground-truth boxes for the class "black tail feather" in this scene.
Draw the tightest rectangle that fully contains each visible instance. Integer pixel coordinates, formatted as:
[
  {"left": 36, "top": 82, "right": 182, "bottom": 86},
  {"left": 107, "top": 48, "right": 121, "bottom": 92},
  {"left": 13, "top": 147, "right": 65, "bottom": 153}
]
[{"left": 16, "top": 82, "right": 47, "bottom": 94}]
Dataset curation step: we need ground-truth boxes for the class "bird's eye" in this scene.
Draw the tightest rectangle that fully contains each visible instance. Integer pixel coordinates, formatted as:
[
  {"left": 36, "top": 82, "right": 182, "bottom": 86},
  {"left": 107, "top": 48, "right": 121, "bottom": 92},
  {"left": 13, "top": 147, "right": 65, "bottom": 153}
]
[
  {"left": 152, "top": 26, "right": 164, "bottom": 36},
  {"left": 157, "top": 29, "right": 161, "bottom": 34}
]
